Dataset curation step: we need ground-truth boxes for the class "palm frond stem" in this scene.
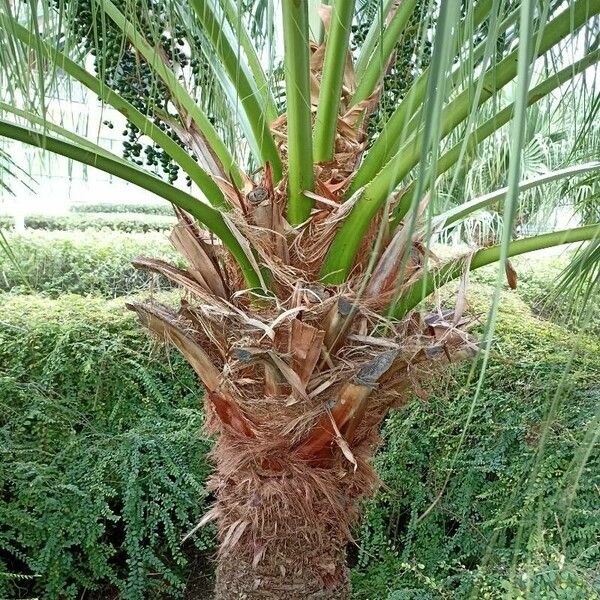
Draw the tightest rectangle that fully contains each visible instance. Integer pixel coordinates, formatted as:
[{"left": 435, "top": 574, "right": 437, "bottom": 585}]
[
  {"left": 313, "top": 0, "right": 356, "bottom": 162},
  {"left": 189, "top": 0, "right": 282, "bottom": 180},
  {"left": 390, "top": 224, "right": 600, "bottom": 319},
  {"left": 282, "top": 0, "right": 315, "bottom": 225},
  {"left": 351, "top": 0, "right": 498, "bottom": 189},
  {"left": 350, "top": 0, "right": 418, "bottom": 107}
]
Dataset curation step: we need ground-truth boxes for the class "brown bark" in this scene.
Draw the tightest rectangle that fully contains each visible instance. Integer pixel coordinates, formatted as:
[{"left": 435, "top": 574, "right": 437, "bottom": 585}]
[
  {"left": 214, "top": 533, "right": 350, "bottom": 600},
  {"left": 205, "top": 426, "right": 377, "bottom": 600},
  {"left": 200, "top": 354, "right": 421, "bottom": 600}
]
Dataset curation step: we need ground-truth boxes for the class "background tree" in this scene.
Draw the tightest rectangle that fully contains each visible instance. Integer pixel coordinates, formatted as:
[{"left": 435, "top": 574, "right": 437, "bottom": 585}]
[{"left": 0, "top": 0, "right": 599, "bottom": 598}]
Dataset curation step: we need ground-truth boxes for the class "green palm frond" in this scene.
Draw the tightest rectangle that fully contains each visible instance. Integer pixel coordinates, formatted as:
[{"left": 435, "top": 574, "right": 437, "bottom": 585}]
[
  {"left": 552, "top": 238, "right": 600, "bottom": 325},
  {"left": 0, "top": 0, "right": 598, "bottom": 316}
]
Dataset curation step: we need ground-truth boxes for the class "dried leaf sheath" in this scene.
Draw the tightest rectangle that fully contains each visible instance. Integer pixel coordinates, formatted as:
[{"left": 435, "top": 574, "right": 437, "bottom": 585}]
[{"left": 126, "top": 301, "right": 256, "bottom": 436}]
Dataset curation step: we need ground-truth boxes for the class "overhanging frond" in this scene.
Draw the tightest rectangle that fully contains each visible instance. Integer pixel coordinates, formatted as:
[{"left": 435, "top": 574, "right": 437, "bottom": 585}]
[{"left": 0, "top": 118, "right": 265, "bottom": 291}]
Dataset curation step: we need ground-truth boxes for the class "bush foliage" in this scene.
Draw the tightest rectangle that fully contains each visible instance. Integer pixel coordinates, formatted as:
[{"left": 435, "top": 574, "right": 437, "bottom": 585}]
[
  {"left": 0, "top": 294, "right": 213, "bottom": 600},
  {"left": 0, "top": 230, "right": 181, "bottom": 297},
  {"left": 352, "top": 287, "right": 600, "bottom": 599},
  {"left": 0, "top": 282, "right": 598, "bottom": 598},
  {"left": 71, "top": 202, "right": 174, "bottom": 216},
  {"left": 0, "top": 212, "right": 175, "bottom": 233}
]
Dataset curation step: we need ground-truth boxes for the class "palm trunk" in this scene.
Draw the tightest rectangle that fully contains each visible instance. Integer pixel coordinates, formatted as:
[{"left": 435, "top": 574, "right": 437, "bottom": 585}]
[
  {"left": 129, "top": 295, "right": 474, "bottom": 600},
  {"left": 206, "top": 416, "right": 381, "bottom": 600},
  {"left": 127, "top": 219, "right": 475, "bottom": 600},
  {"left": 214, "top": 525, "right": 350, "bottom": 599}
]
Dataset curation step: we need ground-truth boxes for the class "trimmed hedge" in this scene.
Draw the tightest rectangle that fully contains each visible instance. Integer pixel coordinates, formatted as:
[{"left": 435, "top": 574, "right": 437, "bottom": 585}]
[
  {"left": 0, "top": 294, "right": 212, "bottom": 600},
  {"left": 0, "top": 286, "right": 598, "bottom": 599},
  {"left": 71, "top": 202, "right": 174, "bottom": 216},
  {"left": 0, "top": 212, "right": 176, "bottom": 233},
  {"left": 0, "top": 230, "right": 181, "bottom": 297}
]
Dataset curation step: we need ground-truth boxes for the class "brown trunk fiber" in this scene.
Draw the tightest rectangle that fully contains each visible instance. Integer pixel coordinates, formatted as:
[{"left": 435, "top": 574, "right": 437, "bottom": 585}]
[
  {"left": 209, "top": 459, "right": 358, "bottom": 600},
  {"left": 205, "top": 423, "right": 380, "bottom": 600},
  {"left": 214, "top": 534, "right": 350, "bottom": 599}
]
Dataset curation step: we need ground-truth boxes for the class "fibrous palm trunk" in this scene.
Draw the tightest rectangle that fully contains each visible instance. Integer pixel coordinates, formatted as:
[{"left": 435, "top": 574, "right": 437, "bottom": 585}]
[
  {"left": 215, "top": 550, "right": 350, "bottom": 599},
  {"left": 130, "top": 276, "right": 472, "bottom": 599},
  {"left": 128, "top": 44, "right": 474, "bottom": 598},
  {"left": 201, "top": 356, "right": 409, "bottom": 600},
  {"left": 211, "top": 429, "right": 358, "bottom": 600}
]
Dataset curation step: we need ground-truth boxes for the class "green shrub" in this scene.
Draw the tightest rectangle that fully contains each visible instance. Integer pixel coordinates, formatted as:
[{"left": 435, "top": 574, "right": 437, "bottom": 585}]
[
  {"left": 470, "top": 252, "right": 600, "bottom": 332},
  {"left": 0, "top": 230, "right": 182, "bottom": 297},
  {"left": 71, "top": 202, "right": 174, "bottom": 216},
  {"left": 0, "top": 294, "right": 213, "bottom": 600},
  {"left": 352, "top": 286, "right": 600, "bottom": 599},
  {"left": 1, "top": 283, "right": 597, "bottom": 599},
  {"left": 0, "top": 212, "right": 176, "bottom": 232}
]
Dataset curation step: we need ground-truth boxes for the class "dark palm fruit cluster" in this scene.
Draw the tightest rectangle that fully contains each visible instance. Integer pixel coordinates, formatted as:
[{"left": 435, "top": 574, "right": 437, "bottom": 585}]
[
  {"left": 476, "top": 0, "right": 514, "bottom": 62},
  {"left": 456, "top": 0, "right": 515, "bottom": 65},
  {"left": 351, "top": 1, "right": 509, "bottom": 144},
  {"left": 351, "top": 3, "right": 435, "bottom": 144},
  {"left": 48, "top": 0, "right": 217, "bottom": 186}
]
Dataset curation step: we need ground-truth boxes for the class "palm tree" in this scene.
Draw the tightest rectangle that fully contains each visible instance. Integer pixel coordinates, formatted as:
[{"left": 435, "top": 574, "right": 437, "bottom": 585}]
[{"left": 1, "top": 0, "right": 599, "bottom": 597}]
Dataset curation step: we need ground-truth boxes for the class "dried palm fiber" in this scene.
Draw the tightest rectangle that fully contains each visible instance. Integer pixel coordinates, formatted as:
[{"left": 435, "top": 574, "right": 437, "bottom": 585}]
[
  {"left": 128, "top": 224, "right": 475, "bottom": 597},
  {"left": 127, "top": 24, "right": 477, "bottom": 599}
]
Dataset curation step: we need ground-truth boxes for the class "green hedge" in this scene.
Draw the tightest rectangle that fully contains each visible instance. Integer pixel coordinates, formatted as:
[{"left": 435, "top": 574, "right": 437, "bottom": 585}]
[
  {"left": 353, "top": 287, "right": 600, "bottom": 599},
  {"left": 1, "top": 287, "right": 598, "bottom": 599},
  {"left": 0, "top": 294, "right": 212, "bottom": 600},
  {"left": 71, "top": 202, "right": 174, "bottom": 216},
  {"left": 0, "top": 230, "right": 182, "bottom": 297},
  {"left": 0, "top": 212, "right": 176, "bottom": 233}
]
